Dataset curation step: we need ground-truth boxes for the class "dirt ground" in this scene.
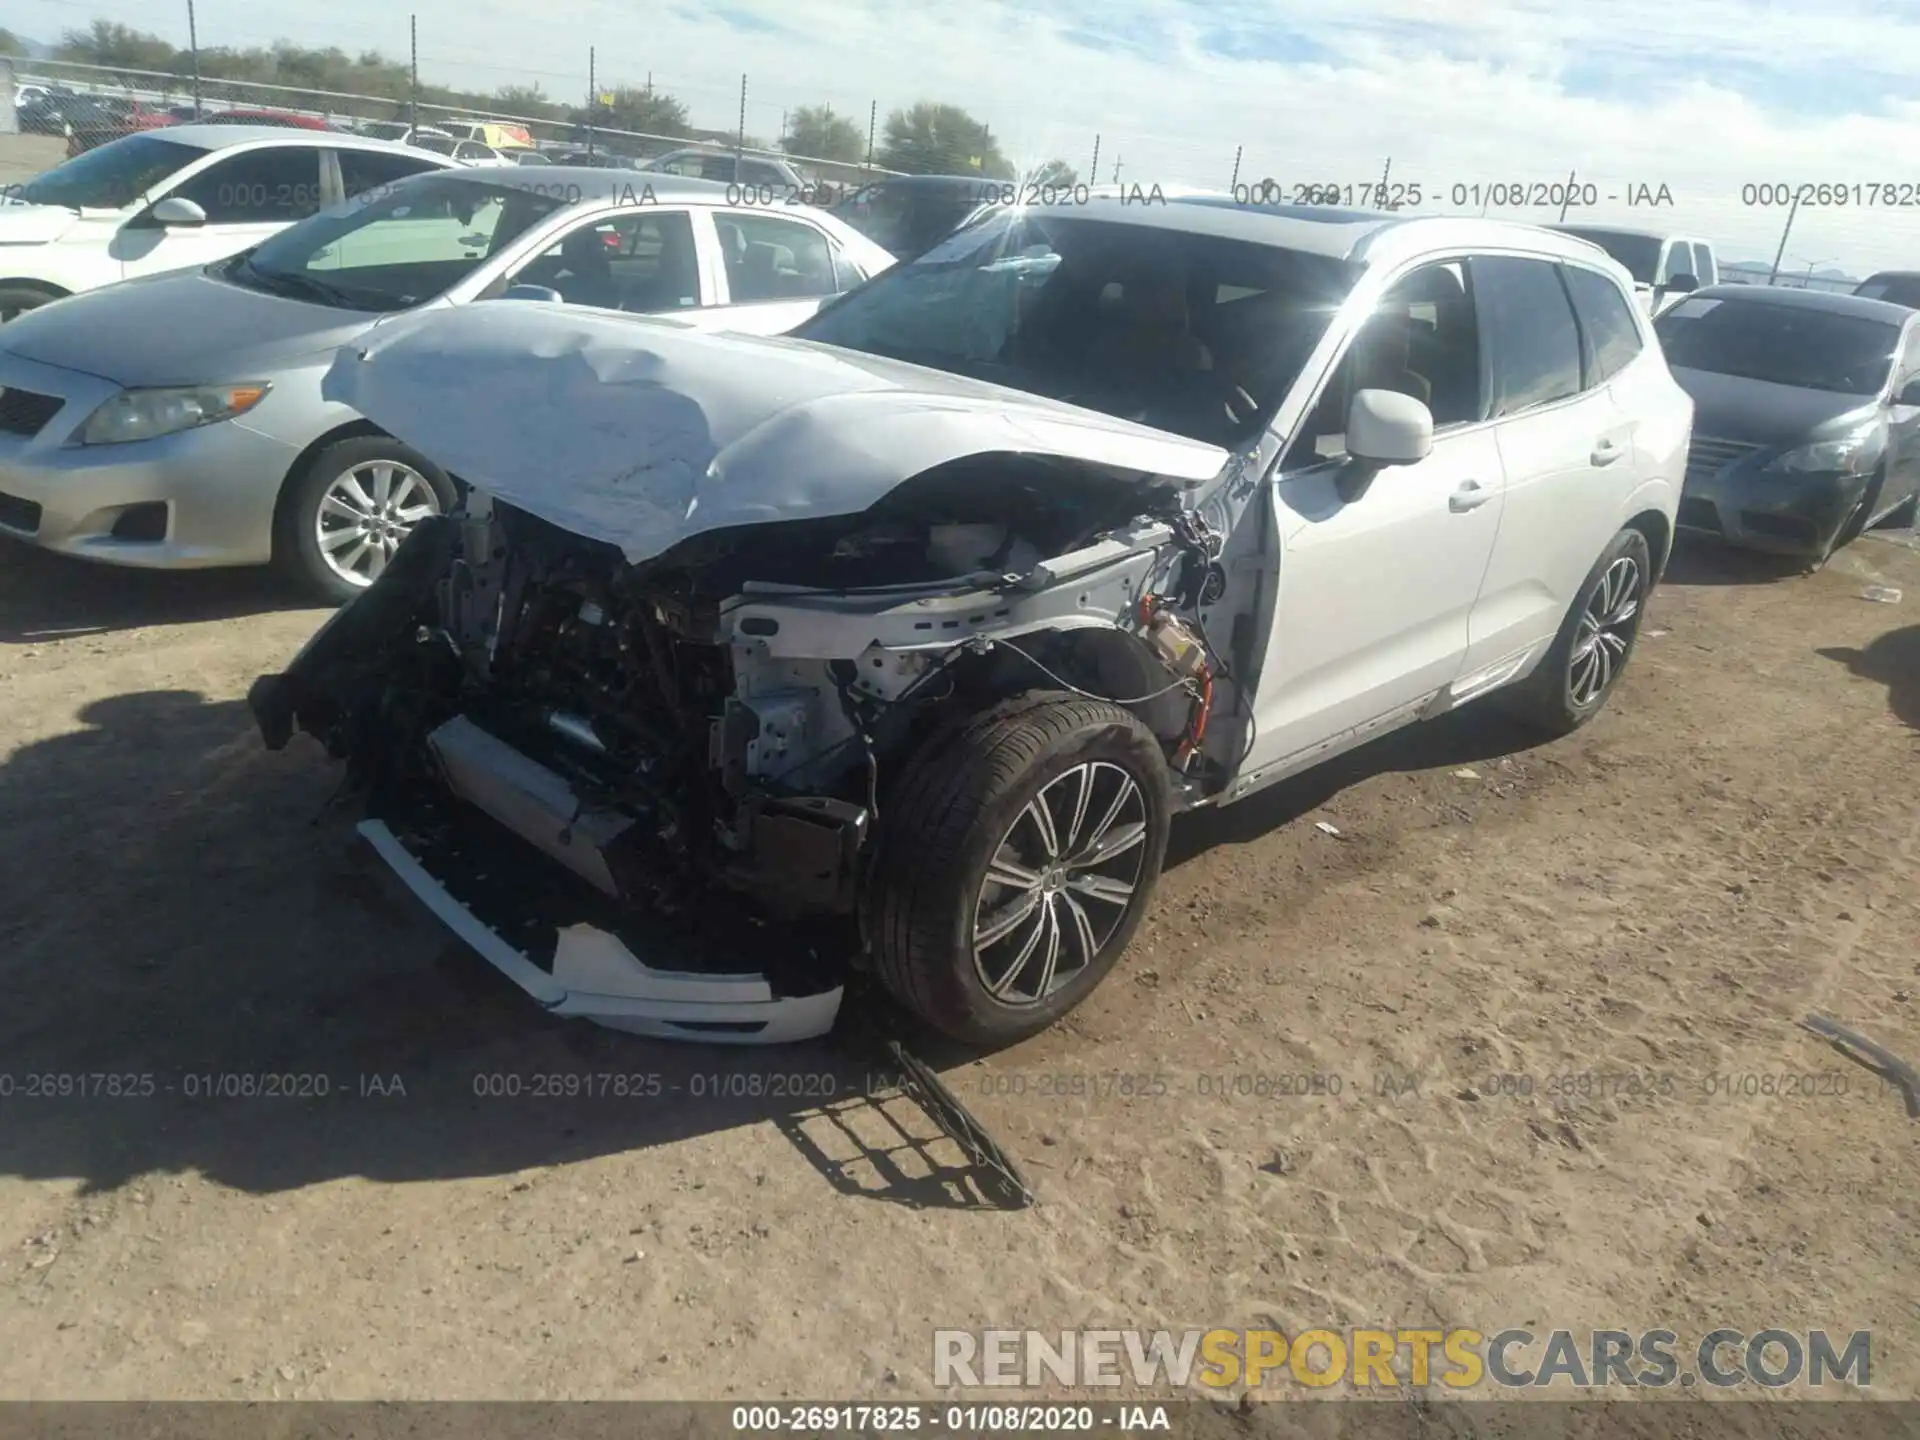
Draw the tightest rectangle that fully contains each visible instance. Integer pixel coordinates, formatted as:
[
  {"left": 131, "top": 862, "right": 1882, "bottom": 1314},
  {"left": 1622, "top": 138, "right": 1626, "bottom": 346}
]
[{"left": 0, "top": 518, "right": 1915, "bottom": 1407}]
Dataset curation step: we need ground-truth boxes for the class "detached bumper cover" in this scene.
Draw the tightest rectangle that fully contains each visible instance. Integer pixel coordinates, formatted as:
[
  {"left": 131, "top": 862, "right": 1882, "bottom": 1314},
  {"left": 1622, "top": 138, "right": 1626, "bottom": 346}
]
[{"left": 359, "top": 818, "right": 844, "bottom": 1044}]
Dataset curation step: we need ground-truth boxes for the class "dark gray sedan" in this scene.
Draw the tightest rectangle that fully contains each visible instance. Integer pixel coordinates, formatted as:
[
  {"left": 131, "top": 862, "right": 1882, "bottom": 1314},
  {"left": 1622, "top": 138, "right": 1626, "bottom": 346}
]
[{"left": 1659, "top": 285, "right": 1920, "bottom": 562}]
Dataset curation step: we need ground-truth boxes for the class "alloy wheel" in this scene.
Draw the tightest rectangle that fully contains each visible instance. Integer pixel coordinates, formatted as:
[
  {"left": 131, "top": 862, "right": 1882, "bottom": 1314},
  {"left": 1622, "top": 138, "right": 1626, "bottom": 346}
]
[
  {"left": 971, "top": 761, "right": 1150, "bottom": 1006},
  {"left": 313, "top": 459, "right": 442, "bottom": 588},
  {"left": 1569, "top": 555, "right": 1642, "bottom": 706}
]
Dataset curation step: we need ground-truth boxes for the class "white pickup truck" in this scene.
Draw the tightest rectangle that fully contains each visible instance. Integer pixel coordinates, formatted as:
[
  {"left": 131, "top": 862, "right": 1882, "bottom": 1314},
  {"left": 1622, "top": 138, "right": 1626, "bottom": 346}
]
[{"left": 1552, "top": 224, "right": 1719, "bottom": 316}]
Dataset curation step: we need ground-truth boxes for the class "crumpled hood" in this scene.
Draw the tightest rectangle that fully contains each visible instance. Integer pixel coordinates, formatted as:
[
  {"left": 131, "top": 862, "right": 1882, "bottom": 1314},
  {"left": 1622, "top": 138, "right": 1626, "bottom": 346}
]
[
  {"left": 321, "top": 302, "right": 1229, "bottom": 565},
  {"left": 0, "top": 203, "right": 79, "bottom": 246}
]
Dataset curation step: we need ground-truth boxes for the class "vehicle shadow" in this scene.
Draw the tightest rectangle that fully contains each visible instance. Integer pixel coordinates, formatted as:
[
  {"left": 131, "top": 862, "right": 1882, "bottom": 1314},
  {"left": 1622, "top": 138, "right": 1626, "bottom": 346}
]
[
  {"left": 1165, "top": 702, "right": 1552, "bottom": 864},
  {"left": 1661, "top": 535, "right": 1809, "bottom": 588},
  {"left": 0, "top": 541, "right": 315, "bottom": 644},
  {"left": 0, "top": 687, "right": 1016, "bottom": 1209},
  {"left": 1817, "top": 623, "right": 1920, "bottom": 732}
]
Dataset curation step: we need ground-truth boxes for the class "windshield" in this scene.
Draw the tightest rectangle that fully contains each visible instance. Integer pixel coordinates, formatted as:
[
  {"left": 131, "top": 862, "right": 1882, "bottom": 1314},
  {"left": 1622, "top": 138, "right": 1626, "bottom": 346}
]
[
  {"left": 832, "top": 183, "right": 991, "bottom": 260},
  {"left": 1856, "top": 274, "right": 1920, "bottom": 307},
  {"left": 10, "top": 133, "right": 204, "bottom": 211},
  {"left": 409, "top": 135, "right": 458, "bottom": 156},
  {"left": 1558, "top": 228, "right": 1662, "bottom": 284},
  {"left": 229, "top": 172, "right": 567, "bottom": 312},
  {"left": 792, "top": 208, "right": 1359, "bottom": 447},
  {"left": 1656, "top": 296, "right": 1900, "bottom": 395}
]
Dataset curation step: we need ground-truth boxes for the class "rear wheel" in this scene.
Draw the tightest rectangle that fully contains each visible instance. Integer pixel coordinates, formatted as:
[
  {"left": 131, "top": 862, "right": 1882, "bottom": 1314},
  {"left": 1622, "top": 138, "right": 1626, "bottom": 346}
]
[
  {"left": 865, "top": 692, "right": 1172, "bottom": 1047},
  {"left": 275, "top": 436, "right": 457, "bottom": 604},
  {"left": 1500, "top": 528, "right": 1651, "bottom": 737}
]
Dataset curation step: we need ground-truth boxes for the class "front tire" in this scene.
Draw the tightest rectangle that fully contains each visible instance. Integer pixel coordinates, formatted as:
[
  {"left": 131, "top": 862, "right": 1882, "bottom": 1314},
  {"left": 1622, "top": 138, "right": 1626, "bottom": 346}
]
[
  {"left": 865, "top": 692, "right": 1172, "bottom": 1047},
  {"left": 0, "top": 284, "right": 65, "bottom": 323},
  {"left": 275, "top": 436, "right": 457, "bottom": 604},
  {"left": 1500, "top": 527, "right": 1652, "bottom": 737}
]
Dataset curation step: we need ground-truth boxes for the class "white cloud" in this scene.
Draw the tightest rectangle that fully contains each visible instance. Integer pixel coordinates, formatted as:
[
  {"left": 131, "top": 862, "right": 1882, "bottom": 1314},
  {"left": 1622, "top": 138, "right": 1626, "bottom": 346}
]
[{"left": 22, "top": 0, "right": 1920, "bottom": 271}]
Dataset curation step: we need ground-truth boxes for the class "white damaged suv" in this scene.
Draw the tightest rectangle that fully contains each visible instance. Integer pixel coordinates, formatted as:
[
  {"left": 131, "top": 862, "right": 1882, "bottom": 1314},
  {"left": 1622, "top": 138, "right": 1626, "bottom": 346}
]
[{"left": 250, "top": 197, "right": 1690, "bottom": 1046}]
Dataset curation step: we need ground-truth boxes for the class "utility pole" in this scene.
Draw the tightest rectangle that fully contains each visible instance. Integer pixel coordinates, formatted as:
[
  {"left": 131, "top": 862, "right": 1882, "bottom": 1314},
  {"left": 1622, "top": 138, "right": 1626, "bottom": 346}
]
[
  {"left": 186, "top": 0, "right": 202, "bottom": 118},
  {"left": 865, "top": 99, "right": 876, "bottom": 171},
  {"left": 408, "top": 14, "right": 418, "bottom": 134},
  {"left": 736, "top": 73, "right": 747, "bottom": 159},
  {"left": 1555, "top": 167, "right": 1579, "bottom": 223},
  {"left": 1112, "top": 156, "right": 1122, "bottom": 184},
  {"left": 586, "top": 46, "right": 595, "bottom": 158},
  {"left": 1767, "top": 194, "right": 1801, "bottom": 286},
  {"left": 1229, "top": 144, "right": 1242, "bottom": 192}
]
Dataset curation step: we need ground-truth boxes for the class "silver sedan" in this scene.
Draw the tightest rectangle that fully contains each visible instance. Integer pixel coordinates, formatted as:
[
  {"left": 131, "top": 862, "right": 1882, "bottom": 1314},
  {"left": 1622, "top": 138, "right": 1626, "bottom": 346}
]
[{"left": 0, "top": 166, "right": 895, "bottom": 600}]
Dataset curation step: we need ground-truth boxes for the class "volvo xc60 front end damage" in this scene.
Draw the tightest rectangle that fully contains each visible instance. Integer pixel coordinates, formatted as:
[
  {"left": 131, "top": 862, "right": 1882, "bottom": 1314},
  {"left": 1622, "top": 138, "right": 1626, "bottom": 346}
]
[{"left": 251, "top": 303, "right": 1261, "bottom": 1045}]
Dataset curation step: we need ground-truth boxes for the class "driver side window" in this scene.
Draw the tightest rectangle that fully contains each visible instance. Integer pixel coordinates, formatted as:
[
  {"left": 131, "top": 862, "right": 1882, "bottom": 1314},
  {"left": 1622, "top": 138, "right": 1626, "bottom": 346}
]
[{"left": 1286, "top": 261, "right": 1483, "bottom": 466}]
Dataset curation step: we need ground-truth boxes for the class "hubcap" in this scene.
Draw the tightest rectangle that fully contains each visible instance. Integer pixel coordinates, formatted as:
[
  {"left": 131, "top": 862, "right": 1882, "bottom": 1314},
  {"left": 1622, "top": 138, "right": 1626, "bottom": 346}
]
[
  {"left": 1568, "top": 555, "right": 1642, "bottom": 706},
  {"left": 314, "top": 460, "right": 441, "bottom": 587},
  {"left": 971, "top": 761, "right": 1150, "bottom": 1007}
]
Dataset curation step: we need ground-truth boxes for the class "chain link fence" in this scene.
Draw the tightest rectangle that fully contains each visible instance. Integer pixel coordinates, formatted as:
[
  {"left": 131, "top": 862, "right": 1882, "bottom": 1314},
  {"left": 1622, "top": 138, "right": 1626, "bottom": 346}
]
[{"left": 10, "top": 58, "right": 898, "bottom": 193}]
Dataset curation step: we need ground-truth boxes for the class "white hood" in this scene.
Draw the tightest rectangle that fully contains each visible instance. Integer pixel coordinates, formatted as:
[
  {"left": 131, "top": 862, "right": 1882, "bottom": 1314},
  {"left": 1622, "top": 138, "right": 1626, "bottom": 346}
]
[
  {"left": 0, "top": 202, "right": 78, "bottom": 245},
  {"left": 321, "top": 302, "right": 1229, "bottom": 565}
]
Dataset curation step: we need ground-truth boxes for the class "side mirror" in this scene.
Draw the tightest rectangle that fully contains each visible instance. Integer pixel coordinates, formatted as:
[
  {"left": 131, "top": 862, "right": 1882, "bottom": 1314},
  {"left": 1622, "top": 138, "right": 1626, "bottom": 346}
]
[
  {"left": 1662, "top": 273, "right": 1699, "bottom": 295},
  {"left": 502, "top": 284, "right": 563, "bottom": 303},
  {"left": 1347, "top": 388, "right": 1433, "bottom": 466},
  {"left": 149, "top": 196, "right": 207, "bottom": 227}
]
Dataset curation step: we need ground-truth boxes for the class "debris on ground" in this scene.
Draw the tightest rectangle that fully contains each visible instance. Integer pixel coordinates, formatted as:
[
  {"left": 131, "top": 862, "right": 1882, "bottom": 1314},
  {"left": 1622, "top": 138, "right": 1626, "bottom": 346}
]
[
  {"left": 1313, "top": 821, "right": 1343, "bottom": 837},
  {"left": 1860, "top": 586, "right": 1902, "bottom": 604},
  {"left": 1452, "top": 767, "right": 1482, "bottom": 780},
  {"left": 1799, "top": 1013, "right": 1920, "bottom": 1118}
]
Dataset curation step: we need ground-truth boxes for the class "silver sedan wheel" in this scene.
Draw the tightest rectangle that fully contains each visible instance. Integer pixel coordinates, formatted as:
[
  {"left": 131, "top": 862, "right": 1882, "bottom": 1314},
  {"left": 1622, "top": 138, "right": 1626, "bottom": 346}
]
[
  {"left": 1569, "top": 555, "right": 1642, "bottom": 706},
  {"left": 314, "top": 458, "right": 442, "bottom": 588},
  {"left": 971, "top": 761, "right": 1150, "bottom": 1006}
]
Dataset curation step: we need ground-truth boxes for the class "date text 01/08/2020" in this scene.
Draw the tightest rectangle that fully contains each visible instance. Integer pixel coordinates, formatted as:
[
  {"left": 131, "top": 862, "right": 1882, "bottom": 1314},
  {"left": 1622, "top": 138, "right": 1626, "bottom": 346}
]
[{"left": 1232, "top": 180, "right": 1676, "bottom": 209}]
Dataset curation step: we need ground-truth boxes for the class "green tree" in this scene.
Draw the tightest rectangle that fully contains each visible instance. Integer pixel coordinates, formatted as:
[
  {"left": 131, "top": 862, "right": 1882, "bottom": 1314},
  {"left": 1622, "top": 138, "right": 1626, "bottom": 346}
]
[
  {"left": 1029, "top": 159, "right": 1078, "bottom": 186},
  {"left": 0, "top": 28, "right": 27, "bottom": 58},
  {"left": 877, "top": 101, "right": 1011, "bottom": 178},
  {"left": 571, "top": 84, "right": 690, "bottom": 141},
  {"left": 494, "top": 84, "right": 562, "bottom": 120},
  {"left": 785, "top": 103, "right": 864, "bottom": 163},
  {"left": 57, "top": 20, "right": 176, "bottom": 70}
]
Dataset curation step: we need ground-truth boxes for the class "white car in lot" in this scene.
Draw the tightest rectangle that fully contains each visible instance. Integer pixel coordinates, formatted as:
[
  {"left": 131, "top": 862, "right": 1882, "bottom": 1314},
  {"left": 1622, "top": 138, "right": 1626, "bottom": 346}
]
[
  {"left": 0, "top": 166, "right": 896, "bottom": 599},
  {"left": 249, "top": 199, "right": 1690, "bottom": 1046},
  {"left": 0, "top": 125, "right": 460, "bottom": 321},
  {"left": 1551, "top": 224, "right": 1720, "bottom": 316}
]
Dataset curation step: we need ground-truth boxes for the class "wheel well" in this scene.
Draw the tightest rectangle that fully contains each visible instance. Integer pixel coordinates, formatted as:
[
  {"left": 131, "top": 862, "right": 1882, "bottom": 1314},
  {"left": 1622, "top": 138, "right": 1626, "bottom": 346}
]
[
  {"left": 0, "top": 279, "right": 69, "bottom": 299},
  {"left": 1625, "top": 508, "right": 1672, "bottom": 583},
  {"left": 268, "top": 420, "right": 392, "bottom": 559}
]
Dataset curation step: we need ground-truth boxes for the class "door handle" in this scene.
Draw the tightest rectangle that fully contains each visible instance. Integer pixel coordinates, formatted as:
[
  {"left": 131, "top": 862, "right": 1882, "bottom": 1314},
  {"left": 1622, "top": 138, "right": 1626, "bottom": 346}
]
[
  {"left": 1449, "top": 479, "right": 1492, "bottom": 512},
  {"left": 1591, "top": 437, "right": 1623, "bottom": 466}
]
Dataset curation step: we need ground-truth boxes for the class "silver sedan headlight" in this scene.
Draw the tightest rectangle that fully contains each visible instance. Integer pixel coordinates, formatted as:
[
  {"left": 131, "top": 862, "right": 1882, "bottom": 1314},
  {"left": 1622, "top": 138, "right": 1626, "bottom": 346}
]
[{"left": 77, "top": 384, "right": 271, "bottom": 446}]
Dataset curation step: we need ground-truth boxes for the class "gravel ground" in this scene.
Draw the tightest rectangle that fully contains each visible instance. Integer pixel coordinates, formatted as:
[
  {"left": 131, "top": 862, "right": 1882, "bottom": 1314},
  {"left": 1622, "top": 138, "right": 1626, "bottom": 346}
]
[{"left": 0, "top": 522, "right": 1913, "bottom": 1406}]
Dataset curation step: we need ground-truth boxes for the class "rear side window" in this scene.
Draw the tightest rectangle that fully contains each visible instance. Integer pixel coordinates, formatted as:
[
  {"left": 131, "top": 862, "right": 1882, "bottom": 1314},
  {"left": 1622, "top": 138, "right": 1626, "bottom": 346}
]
[
  {"left": 1472, "top": 256, "right": 1585, "bottom": 416},
  {"left": 714, "top": 212, "right": 839, "bottom": 301},
  {"left": 168, "top": 145, "right": 326, "bottom": 223},
  {"left": 1561, "top": 264, "right": 1644, "bottom": 384},
  {"left": 1691, "top": 243, "right": 1717, "bottom": 286},
  {"left": 337, "top": 148, "right": 444, "bottom": 200}
]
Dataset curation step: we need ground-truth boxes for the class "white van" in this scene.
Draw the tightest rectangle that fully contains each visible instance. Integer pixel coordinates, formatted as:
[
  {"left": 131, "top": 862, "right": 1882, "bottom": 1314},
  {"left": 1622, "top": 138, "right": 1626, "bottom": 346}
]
[{"left": 1552, "top": 225, "right": 1718, "bottom": 315}]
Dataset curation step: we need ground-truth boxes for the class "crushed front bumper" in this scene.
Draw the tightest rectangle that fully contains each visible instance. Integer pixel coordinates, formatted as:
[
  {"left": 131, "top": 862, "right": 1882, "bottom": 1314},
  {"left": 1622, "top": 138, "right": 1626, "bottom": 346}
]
[
  {"left": 1677, "top": 463, "right": 1867, "bottom": 558},
  {"left": 357, "top": 817, "right": 843, "bottom": 1044}
]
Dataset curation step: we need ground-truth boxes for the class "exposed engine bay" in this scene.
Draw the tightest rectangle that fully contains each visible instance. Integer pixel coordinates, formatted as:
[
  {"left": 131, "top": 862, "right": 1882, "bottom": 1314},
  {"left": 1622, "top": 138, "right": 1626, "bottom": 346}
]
[{"left": 251, "top": 455, "right": 1237, "bottom": 1042}]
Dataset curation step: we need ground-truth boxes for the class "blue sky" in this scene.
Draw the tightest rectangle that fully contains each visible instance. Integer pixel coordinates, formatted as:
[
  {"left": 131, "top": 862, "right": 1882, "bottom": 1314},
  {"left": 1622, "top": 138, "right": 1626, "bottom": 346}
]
[{"left": 12, "top": 0, "right": 1920, "bottom": 273}]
